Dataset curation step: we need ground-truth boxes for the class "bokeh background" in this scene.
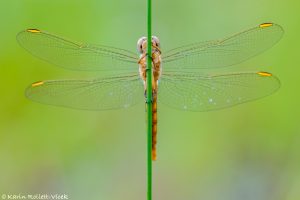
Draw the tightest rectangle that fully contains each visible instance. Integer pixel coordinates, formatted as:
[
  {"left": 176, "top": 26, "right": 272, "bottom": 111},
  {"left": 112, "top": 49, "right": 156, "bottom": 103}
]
[{"left": 0, "top": 0, "right": 299, "bottom": 199}]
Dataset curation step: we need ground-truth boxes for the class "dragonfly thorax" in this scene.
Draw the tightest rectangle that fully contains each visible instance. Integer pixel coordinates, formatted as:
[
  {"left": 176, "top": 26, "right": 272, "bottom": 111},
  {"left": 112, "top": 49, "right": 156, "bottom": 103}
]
[{"left": 137, "top": 35, "right": 162, "bottom": 94}]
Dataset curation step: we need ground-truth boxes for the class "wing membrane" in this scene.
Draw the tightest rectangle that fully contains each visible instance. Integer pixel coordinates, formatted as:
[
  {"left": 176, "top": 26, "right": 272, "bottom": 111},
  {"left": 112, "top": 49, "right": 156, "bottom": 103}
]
[
  {"left": 158, "top": 71, "right": 280, "bottom": 111},
  {"left": 17, "top": 29, "right": 138, "bottom": 71},
  {"left": 26, "top": 74, "right": 144, "bottom": 110},
  {"left": 163, "top": 23, "right": 283, "bottom": 71}
]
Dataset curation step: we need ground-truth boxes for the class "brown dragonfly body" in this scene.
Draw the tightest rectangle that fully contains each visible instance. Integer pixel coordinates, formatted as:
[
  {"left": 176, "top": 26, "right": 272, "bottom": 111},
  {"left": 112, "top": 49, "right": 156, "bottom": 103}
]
[
  {"left": 137, "top": 36, "right": 162, "bottom": 161},
  {"left": 17, "top": 23, "right": 283, "bottom": 162}
]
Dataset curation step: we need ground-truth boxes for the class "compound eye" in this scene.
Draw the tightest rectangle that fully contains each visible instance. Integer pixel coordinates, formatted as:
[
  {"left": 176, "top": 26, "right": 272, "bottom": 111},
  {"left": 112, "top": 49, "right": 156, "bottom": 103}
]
[
  {"left": 137, "top": 36, "right": 147, "bottom": 53},
  {"left": 152, "top": 36, "right": 160, "bottom": 47}
]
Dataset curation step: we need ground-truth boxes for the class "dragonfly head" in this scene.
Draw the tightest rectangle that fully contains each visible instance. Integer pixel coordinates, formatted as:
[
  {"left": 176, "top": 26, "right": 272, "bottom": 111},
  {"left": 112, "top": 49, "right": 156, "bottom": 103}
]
[{"left": 137, "top": 36, "right": 160, "bottom": 54}]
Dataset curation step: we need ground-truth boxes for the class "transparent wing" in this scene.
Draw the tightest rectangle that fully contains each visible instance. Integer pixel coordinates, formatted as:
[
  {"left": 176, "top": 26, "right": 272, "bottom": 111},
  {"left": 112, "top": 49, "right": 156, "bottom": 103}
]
[
  {"left": 17, "top": 29, "right": 138, "bottom": 71},
  {"left": 163, "top": 23, "right": 283, "bottom": 71},
  {"left": 158, "top": 71, "right": 280, "bottom": 111},
  {"left": 25, "top": 74, "right": 144, "bottom": 110}
]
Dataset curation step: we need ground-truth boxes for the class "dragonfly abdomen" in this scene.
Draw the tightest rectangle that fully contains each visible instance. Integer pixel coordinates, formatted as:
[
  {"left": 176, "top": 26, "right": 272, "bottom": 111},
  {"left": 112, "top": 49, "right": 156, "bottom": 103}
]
[{"left": 152, "top": 94, "right": 158, "bottom": 161}]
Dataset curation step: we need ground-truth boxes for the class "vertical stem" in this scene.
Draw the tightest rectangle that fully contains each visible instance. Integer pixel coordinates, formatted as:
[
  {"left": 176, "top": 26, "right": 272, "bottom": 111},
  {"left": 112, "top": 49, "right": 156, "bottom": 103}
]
[{"left": 146, "top": 0, "right": 152, "bottom": 199}]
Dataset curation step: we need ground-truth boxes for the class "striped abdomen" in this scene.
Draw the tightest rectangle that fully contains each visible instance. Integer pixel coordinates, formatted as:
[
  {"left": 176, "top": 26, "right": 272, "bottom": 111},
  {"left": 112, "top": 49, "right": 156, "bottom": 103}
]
[{"left": 152, "top": 92, "right": 158, "bottom": 160}]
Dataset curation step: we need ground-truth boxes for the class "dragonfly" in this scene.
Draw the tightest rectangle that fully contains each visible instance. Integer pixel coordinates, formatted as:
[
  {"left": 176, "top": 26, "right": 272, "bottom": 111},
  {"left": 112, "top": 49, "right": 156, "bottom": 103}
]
[{"left": 17, "top": 22, "right": 283, "bottom": 160}]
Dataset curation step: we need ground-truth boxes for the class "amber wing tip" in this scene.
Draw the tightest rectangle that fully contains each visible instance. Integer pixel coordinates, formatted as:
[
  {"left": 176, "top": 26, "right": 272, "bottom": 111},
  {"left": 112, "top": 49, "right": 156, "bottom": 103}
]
[
  {"left": 26, "top": 29, "right": 41, "bottom": 33},
  {"left": 259, "top": 23, "right": 273, "bottom": 28},
  {"left": 257, "top": 71, "right": 273, "bottom": 77},
  {"left": 31, "top": 81, "right": 44, "bottom": 87}
]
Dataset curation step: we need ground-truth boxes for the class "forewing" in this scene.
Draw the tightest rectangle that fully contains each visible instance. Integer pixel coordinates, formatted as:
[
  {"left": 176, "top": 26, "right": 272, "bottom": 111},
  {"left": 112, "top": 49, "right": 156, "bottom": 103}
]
[
  {"left": 17, "top": 29, "right": 138, "bottom": 71},
  {"left": 163, "top": 23, "right": 283, "bottom": 71},
  {"left": 158, "top": 71, "right": 280, "bottom": 111},
  {"left": 26, "top": 74, "right": 144, "bottom": 110}
]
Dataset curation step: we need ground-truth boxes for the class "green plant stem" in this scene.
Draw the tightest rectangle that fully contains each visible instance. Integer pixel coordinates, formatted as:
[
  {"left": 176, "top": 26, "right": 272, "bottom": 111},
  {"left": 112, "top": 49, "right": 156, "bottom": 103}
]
[{"left": 146, "top": 0, "right": 152, "bottom": 199}]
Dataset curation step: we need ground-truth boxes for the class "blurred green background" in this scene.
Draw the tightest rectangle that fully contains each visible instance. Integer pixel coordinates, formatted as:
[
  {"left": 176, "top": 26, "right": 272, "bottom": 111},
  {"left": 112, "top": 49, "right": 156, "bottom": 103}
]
[{"left": 0, "top": 0, "right": 299, "bottom": 199}]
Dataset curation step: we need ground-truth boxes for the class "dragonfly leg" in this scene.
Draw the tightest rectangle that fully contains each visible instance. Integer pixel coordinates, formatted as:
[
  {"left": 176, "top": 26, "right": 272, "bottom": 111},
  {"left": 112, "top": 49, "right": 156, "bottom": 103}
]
[
  {"left": 144, "top": 90, "right": 153, "bottom": 103},
  {"left": 139, "top": 53, "right": 154, "bottom": 66},
  {"left": 152, "top": 45, "right": 161, "bottom": 54},
  {"left": 138, "top": 53, "right": 147, "bottom": 64},
  {"left": 144, "top": 89, "right": 157, "bottom": 104}
]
